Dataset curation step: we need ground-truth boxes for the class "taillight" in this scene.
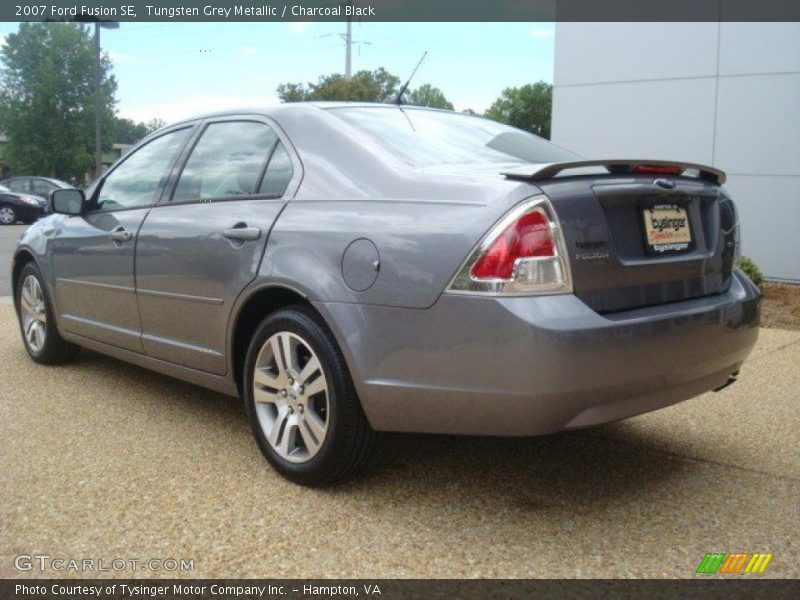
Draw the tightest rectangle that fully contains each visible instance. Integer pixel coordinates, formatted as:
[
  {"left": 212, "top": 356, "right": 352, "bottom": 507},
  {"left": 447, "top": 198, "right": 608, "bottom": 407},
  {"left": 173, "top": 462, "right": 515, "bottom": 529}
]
[
  {"left": 470, "top": 209, "right": 554, "bottom": 279},
  {"left": 728, "top": 198, "right": 742, "bottom": 267},
  {"left": 447, "top": 196, "right": 572, "bottom": 296}
]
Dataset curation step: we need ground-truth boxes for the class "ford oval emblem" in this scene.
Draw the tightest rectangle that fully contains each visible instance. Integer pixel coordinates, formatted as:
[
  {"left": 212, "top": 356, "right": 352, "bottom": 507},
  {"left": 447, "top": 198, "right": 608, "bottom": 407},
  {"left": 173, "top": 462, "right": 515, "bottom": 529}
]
[{"left": 654, "top": 178, "right": 677, "bottom": 190}]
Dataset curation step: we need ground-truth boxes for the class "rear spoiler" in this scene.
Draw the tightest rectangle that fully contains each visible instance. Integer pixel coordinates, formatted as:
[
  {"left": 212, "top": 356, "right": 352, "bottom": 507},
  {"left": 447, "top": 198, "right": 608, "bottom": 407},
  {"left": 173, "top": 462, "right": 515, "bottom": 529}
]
[{"left": 502, "top": 160, "right": 726, "bottom": 185}]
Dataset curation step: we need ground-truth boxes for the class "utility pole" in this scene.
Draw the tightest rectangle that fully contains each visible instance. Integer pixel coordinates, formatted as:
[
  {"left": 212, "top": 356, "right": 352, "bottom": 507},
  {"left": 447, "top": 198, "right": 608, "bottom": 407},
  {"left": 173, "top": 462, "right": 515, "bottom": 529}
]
[
  {"left": 319, "top": 1, "right": 363, "bottom": 77},
  {"left": 94, "top": 21, "right": 118, "bottom": 178},
  {"left": 344, "top": 1, "right": 352, "bottom": 78}
]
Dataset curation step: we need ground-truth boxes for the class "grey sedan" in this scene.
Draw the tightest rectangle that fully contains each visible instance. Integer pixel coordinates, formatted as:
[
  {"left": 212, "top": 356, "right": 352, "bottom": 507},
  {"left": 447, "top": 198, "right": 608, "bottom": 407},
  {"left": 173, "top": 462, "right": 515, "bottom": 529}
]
[
  {"left": 1, "top": 176, "right": 75, "bottom": 200},
  {"left": 11, "top": 104, "right": 760, "bottom": 485}
]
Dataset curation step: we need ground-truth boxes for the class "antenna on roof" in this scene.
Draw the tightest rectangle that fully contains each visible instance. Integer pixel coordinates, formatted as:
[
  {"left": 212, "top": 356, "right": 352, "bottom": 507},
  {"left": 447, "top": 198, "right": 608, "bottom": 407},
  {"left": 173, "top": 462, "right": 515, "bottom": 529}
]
[{"left": 392, "top": 51, "right": 428, "bottom": 105}]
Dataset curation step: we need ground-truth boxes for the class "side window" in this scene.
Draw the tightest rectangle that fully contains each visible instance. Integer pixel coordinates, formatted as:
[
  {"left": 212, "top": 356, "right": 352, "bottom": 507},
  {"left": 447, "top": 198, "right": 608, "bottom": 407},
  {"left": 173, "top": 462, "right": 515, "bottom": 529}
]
[
  {"left": 7, "top": 179, "right": 28, "bottom": 193},
  {"left": 258, "top": 142, "right": 294, "bottom": 197},
  {"left": 31, "top": 179, "right": 56, "bottom": 197},
  {"left": 95, "top": 128, "right": 190, "bottom": 212},
  {"left": 172, "top": 121, "right": 277, "bottom": 203}
]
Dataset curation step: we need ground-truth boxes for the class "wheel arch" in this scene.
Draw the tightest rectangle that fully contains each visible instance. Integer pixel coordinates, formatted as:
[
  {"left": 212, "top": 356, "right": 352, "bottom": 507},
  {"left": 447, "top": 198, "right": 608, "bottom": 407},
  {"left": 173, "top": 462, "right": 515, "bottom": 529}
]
[
  {"left": 11, "top": 248, "right": 38, "bottom": 312},
  {"left": 229, "top": 284, "right": 317, "bottom": 396}
]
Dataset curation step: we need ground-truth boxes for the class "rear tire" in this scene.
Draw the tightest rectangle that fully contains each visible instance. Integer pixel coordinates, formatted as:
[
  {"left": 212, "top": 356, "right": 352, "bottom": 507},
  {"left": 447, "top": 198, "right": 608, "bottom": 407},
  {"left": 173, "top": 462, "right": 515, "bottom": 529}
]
[
  {"left": 16, "top": 262, "right": 81, "bottom": 364},
  {"left": 243, "top": 305, "right": 374, "bottom": 486}
]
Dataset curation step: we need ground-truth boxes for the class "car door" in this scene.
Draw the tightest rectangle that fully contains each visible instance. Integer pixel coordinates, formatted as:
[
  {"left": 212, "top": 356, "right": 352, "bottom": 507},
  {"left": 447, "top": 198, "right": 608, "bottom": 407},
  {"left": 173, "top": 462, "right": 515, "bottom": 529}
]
[
  {"left": 135, "top": 117, "right": 299, "bottom": 375},
  {"left": 50, "top": 126, "right": 193, "bottom": 352}
]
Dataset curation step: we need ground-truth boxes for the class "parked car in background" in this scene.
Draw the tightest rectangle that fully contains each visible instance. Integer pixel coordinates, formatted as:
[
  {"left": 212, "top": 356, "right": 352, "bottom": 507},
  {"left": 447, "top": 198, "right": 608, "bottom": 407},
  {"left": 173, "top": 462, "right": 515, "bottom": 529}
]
[
  {"left": 11, "top": 104, "right": 760, "bottom": 485},
  {"left": 1, "top": 176, "right": 75, "bottom": 200},
  {"left": 0, "top": 183, "right": 48, "bottom": 225}
]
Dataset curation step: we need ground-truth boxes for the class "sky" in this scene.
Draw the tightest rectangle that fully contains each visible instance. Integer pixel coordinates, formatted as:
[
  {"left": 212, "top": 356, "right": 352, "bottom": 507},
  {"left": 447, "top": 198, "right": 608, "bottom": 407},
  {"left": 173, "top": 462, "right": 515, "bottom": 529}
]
[{"left": 0, "top": 21, "right": 555, "bottom": 124}]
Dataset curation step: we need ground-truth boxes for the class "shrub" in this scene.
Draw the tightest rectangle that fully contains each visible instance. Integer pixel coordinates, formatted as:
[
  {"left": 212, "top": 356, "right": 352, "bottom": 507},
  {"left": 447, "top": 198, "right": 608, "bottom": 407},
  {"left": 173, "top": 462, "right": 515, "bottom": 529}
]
[{"left": 738, "top": 256, "right": 764, "bottom": 288}]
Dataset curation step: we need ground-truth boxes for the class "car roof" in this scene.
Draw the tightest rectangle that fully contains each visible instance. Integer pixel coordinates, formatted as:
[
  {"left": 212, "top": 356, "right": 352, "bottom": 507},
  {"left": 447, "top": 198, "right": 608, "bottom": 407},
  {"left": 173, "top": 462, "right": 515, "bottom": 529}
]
[
  {"left": 40, "top": 177, "right": 72, "bottom": 186},
  {"left": 3, "top": 176, "right": 70, "bottom": 186},
  {"left": 167, "top": 101, "right": 457, "bottom": 127}
]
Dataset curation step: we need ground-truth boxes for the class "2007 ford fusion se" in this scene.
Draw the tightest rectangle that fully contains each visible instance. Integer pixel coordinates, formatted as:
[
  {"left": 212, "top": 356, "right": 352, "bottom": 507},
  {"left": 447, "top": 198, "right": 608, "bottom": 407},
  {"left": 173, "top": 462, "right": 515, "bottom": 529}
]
[{"left": 12, "top": 104, "right": 760, "bottom": 485}]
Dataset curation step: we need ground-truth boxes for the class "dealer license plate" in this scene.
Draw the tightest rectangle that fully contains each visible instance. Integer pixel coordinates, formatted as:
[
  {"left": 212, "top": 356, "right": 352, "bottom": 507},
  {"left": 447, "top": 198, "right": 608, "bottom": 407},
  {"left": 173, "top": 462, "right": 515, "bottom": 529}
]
[{"left": 642, "top": 204, "right": 692, "bottom": 253}]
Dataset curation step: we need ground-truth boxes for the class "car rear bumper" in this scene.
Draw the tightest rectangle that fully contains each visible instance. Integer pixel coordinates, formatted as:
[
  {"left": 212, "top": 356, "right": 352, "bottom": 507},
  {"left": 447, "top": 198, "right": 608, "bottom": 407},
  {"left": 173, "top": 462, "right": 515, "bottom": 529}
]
[{"left": 316, "top": 270, "right": 760, "bottom": 436}]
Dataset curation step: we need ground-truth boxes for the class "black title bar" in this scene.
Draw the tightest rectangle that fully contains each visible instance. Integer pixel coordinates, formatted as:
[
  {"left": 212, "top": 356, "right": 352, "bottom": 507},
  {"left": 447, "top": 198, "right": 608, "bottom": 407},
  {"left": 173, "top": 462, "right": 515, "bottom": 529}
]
[
  {"left": 3, "top": 0, "right": 800, "bottom": 23},
  {"left": 4, "top": 579, "right": 800, "bottom": 600}
]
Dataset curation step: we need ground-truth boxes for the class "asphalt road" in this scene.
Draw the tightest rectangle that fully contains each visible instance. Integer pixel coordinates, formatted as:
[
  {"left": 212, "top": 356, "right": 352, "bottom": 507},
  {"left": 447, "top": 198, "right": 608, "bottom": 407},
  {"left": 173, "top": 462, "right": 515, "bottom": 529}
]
[
  {"left": 0, "top": 225, "right": 26, "bottom": 297},
  {"left": 1, "top": 303, "right": 798, "bottom": 578}
]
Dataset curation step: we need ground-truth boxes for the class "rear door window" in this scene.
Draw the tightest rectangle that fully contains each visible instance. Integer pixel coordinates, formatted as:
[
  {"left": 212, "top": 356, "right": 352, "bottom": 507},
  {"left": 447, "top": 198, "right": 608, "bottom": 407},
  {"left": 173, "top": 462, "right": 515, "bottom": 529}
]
[
  {"left": 31, "top": 179, "right": 57, "bottom": 197},
  {"left": 172, "top": 121, "right": 279, "bottom": 203},
  {"left": 258, "top": 141, "right": 294, "bottom": 197}
]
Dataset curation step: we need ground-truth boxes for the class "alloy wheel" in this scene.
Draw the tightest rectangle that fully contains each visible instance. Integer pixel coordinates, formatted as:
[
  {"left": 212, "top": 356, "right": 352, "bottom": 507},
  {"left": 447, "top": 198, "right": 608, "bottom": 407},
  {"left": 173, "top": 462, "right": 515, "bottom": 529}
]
[
  {"left": 252, "top": 331, "right": 330, "bottom": 463},
  {"left": 20, "top": 274, "right": 47, "bottom": 353}
]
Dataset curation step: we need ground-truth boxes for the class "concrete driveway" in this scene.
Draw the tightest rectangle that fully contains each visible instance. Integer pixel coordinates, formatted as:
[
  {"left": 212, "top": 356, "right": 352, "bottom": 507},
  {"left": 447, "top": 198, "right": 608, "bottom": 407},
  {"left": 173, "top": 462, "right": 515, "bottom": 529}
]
[{"left": 1, "top": 302, "right": 798, "bottom": 579}]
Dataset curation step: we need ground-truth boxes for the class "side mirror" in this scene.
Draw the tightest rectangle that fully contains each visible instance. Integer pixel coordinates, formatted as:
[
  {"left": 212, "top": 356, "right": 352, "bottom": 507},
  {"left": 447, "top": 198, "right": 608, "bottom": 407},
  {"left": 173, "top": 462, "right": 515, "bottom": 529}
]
[{"left": 51, "top": 189, "right": 85, "bottom": 216}]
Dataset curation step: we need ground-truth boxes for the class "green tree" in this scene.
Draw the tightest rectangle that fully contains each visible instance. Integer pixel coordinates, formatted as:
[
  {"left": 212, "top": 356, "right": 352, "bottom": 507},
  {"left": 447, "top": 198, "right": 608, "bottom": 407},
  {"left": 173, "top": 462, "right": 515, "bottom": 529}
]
[
  {"left": 406, "top": 84, "right": 453, "bottom": 110},
  {"left": 145, "top": 118, "right": 167, "bottom": 133},
  {"left": 109, "top": 117, "right": 166, "bottom": 145},
  {"left": 276, "top": 82, "right": 308, "bottom": 102},
  {"left": 110, "top": 117, "right": 149, "bottom": 144},
  {"left": 485, "top": 81, "right": 552, "bottom": 139},
  {"left": 277, "top": 68, "right": 401, "bottom": 103},
  {"left": 0, "top": 22, "right": 117, "bottom": 180}
]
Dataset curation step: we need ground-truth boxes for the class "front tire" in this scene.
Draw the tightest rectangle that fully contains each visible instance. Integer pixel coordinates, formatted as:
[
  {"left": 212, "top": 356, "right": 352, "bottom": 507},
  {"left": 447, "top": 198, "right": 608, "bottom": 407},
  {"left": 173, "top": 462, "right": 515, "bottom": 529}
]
[
  {"left": 243, "top": 306, "right": 374, "bottom": 486},
  {"left": 17, "top": 262, "right": 81, "bottom": 364},
  {"left": 0, "top": 204, "right": 17, "bottom": 225}
]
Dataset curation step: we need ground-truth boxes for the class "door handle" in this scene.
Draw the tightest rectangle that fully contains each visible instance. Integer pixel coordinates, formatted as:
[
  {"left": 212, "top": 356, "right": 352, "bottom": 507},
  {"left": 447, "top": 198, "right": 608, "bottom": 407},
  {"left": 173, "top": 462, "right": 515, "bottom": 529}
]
[
  {"left": 109, "top": 227, "right": 133, "bottom": 243},
  {"left": 222, "top": 225, "right": 262, "bottom": 242}
]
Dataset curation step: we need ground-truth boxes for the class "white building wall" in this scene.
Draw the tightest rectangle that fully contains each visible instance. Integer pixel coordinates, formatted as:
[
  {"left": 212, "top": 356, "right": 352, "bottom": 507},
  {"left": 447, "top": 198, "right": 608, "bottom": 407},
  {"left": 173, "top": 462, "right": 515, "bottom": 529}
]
[{"left": 552, "top": 22, "right": 800, "bottom": 281}]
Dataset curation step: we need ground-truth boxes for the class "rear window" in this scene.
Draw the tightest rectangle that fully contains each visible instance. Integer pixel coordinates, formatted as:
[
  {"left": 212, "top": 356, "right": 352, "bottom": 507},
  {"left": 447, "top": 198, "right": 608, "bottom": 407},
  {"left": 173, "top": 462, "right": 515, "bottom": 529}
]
[{"left": 328, "top": 106, "right": 581, "bottom": 166}]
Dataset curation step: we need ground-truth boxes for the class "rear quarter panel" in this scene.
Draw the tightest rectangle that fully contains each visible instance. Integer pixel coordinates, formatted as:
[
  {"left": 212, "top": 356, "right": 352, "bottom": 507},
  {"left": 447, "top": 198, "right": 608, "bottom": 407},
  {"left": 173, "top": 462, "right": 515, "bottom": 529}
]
[
  {"left": 262, "top": 106, "right": 534, "bottom": 308},
  {"left": 265, "top": 196, "right": 526, "bottom": 308}
]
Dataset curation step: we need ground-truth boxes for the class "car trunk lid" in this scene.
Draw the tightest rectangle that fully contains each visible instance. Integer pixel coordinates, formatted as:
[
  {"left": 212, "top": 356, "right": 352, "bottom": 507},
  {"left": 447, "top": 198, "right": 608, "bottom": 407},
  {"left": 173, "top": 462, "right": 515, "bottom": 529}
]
[{"left": 505, "top": 161, "right": 737, "bottom": 313}]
